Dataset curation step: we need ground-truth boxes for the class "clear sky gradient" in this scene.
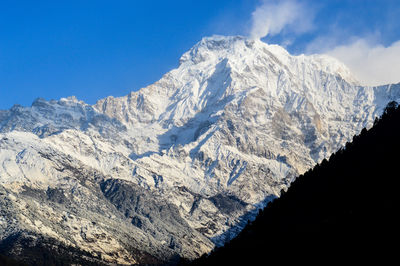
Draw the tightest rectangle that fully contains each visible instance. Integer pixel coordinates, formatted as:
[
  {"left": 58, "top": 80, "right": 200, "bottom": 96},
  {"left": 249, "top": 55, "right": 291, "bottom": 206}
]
[{"left": 1, "top": 0, "right": 399, "bottom": 109}]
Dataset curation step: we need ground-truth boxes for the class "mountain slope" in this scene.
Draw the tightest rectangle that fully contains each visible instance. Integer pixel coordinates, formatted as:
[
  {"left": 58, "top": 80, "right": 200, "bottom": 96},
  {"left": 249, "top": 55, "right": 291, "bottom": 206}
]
[
  {"left": 0, "top": 35, "right": 399, "bottom": 264},
  {"left": 189, "top": 102, "right": 400, "bottom": 264}
]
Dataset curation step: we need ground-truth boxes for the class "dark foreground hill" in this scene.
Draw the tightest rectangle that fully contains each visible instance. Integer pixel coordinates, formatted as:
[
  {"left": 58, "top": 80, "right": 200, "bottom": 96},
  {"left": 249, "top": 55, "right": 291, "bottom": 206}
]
[{"left": 186, "top": 101, "right": 400, "bottom": 265}]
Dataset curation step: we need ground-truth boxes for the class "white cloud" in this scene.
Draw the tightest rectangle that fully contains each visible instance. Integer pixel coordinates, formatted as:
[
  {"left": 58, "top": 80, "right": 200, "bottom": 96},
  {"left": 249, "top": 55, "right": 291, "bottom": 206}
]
[
  {"left": 325, "top": 39, "right": 400, "bottom": 86},
  {"left": 250, "top": 0, "right": 313, "bottom": 39}
]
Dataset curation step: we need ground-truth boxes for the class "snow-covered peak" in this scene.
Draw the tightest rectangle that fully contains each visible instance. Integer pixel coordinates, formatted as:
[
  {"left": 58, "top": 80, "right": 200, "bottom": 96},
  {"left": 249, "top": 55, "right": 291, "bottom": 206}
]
[
  {"left": 89, "top": 36, "right": 400, "bottom": 185},
  {"left": 180, "top": 35, "right": 276, "bottom": 65},
  {"left": 309, "top": 54, "right": 360, "bottom": 84},
  {"left": 0, "top": 95, "right": 126, "bottom": 138},
  {"left": 179, "top": 35, "right": 358, "bottom": 84},
  {"left": 58, "top": 95, "right": 85, "bottom": 105},
  {"left": 2, "top": 35, "right": 400, "bottom": 263}
]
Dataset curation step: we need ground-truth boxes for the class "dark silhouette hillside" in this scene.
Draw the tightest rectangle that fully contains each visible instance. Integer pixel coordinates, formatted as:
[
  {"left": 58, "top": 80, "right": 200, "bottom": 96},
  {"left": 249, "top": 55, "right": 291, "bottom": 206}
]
[{"left": 186, "top": 101, "right": 400, "bottom": 265}]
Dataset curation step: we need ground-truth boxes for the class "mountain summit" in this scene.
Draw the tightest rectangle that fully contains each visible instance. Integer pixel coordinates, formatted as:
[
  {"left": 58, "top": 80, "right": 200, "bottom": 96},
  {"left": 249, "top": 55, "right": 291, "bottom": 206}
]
[{"left": 1, "top": 35, "right": 399, "bottom": 264}]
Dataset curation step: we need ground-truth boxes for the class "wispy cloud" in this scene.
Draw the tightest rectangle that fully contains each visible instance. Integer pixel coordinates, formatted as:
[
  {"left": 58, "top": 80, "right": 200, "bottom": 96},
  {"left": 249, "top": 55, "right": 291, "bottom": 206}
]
[
  {"left": 249, "top": 0, "right": 314, "bottom": 39},
  {"left": 326, "top": 39, "right": 400, "bottom": 86},
  {"left": 305, "top": 30, "right": 400, "bottom": 86}
]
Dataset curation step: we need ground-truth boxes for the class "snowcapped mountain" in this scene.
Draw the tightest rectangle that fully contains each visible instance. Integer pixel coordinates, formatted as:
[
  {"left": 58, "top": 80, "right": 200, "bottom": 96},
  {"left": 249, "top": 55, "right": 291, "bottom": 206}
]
[{"left": 1, "top": 35, "right": 399, "bottom": 264}]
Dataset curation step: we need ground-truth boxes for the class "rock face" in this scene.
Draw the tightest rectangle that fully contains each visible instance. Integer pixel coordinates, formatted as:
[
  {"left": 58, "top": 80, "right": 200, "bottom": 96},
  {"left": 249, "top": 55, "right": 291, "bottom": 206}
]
[{"left": 0, "top": 35, "right": 399, "bottom": 264}]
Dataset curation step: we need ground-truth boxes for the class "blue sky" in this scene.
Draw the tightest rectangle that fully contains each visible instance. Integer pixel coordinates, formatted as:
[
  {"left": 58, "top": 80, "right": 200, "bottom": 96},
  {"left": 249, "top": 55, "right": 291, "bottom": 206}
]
[{"left": 1, "top": 0, "right": 399, "bottom": 109}]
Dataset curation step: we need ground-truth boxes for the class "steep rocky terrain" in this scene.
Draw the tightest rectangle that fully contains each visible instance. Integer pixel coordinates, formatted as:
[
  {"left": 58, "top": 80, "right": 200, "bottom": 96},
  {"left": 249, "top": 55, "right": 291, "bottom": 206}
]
[
  {"left": 188, "top": 102, "right": 400, "bottom": 265},
  {"left": 0, "top": 35, "right": 399, "bottom": 264}
]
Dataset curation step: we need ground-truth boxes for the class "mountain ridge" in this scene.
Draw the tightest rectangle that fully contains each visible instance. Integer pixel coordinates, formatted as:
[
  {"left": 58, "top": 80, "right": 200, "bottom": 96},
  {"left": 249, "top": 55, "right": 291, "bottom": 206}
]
[{"left": 1, "top": 35, "right": 399, "bottom": 264}]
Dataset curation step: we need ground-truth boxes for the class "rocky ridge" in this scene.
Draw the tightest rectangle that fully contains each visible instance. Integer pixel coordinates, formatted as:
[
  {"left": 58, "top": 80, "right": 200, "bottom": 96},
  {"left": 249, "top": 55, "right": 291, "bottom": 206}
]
[{"left": 0, "top": 35, "right": 399, "bottom": 264}]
